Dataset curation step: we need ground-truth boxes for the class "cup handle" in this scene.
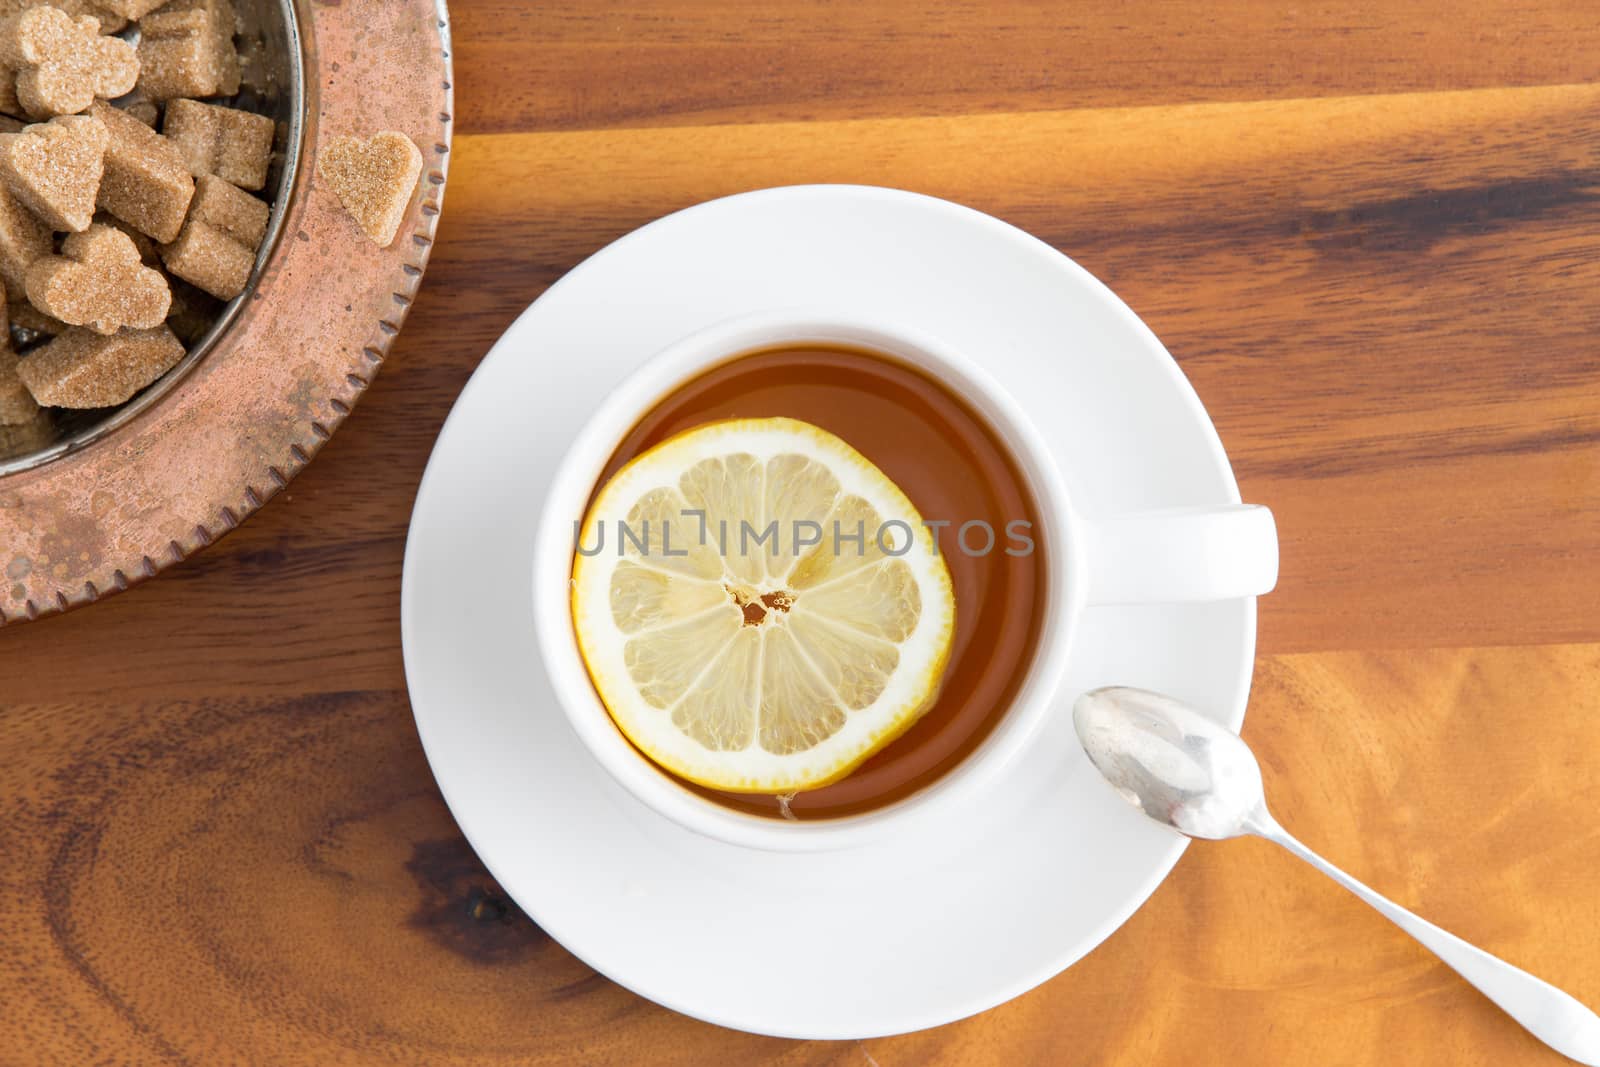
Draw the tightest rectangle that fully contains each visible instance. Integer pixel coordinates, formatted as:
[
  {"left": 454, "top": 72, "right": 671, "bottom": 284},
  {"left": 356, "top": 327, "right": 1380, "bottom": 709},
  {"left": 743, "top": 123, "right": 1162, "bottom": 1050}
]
[{"left": 1080, "top": 504, "right": 1278, "bottom": 605}]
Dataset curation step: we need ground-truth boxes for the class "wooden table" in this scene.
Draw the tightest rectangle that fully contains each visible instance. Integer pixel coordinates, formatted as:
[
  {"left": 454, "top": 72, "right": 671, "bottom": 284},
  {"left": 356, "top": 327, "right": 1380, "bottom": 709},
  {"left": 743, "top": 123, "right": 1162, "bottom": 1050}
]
[{"left": 4, "top": 3, "right": 1599, "bottom": 1063}]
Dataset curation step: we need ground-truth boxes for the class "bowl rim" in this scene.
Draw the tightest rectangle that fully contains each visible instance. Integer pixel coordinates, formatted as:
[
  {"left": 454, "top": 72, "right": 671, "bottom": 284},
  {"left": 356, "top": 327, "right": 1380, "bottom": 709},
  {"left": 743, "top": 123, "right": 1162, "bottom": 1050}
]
[
  {"left": 0, "top": 0, "right": 454, "bottom": 625},
  {"left": 1, "top": 0, "right": 308, "bottom": 479}
]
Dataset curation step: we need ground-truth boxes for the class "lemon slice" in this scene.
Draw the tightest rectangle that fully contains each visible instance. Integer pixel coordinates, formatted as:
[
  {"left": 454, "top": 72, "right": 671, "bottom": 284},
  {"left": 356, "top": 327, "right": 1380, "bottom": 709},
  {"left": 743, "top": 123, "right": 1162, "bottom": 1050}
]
[{"left": 571, "top": 417, "right": 956, "bottom": 794}]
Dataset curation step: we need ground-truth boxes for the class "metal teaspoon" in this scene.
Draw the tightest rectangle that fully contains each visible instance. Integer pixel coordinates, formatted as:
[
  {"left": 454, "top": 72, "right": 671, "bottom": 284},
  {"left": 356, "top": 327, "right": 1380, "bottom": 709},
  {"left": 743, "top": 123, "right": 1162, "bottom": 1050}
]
[{"left": 1073, "top": 685, "right": 1600, "bottom": 1065}]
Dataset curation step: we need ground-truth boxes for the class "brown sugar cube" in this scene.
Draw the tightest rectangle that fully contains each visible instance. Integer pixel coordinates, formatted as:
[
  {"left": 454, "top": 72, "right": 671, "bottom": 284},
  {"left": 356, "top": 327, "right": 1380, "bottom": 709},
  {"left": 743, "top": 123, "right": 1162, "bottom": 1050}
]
[
  {"left": 1, "top": 360, "right": 38, "bottom": 423},
  {"left": 316, "top": 131, "right": 421, "bottom": 247},
  {"left": 89, "top": 99, "right": 193, "bottom": 243},
  {"left": 0, "top": 112, "right": 107, "bottom": 231},
  {"left": 0, "top": 6, "right": 138, "bottom": 119},
  {"left": 0, "top": 0, "right": 120, "bottom": 119},
  {"left": 26, "top": 223, "right": 170, "bottom": 334},
  {"left": 120, "top": 98, "right": 159, "bottom": 127},
  {"left": 159, "top": 173, "right": 262, "bottom": 299},
  {"left": 94, "top": 14, "right": 129, "bottom": 35},
  {"left": 9, "top": 296, "right": 62, "bottom": 336},
  {"left": 0, "top": 64, "right": 17, "bottom": 118},
  {"left": 16, "top": 322, "right": 183, "bottom": 407},
  {"left": 78, "top": 3, "right": 127, "bottom": 34},
  {"left": 189, "top": 172, "right": 265, "bottom": 245},
  {"left": 136, "top": 0, "right": 239, "bottom": 102},
  {"left": 94, "top": 0, "right": 169, "bottom": 20},
  {"left": 2, "top": 351, "right": 38, "bottom": 423},
  {"left": 0, "top": 4, "right": 17, "bottom": 120},
  {"left": 95, "top": 210, "right": 157, "bottom": 262},
  {"left": 160, "top": 216, "right": 247, "bottom": 299},
  {"left": 0, "top": 113, "right": 22, "bottom": 133},
  {"left": 163, "top": 98, "right": 272, "bottom": 190},
  {"left": 0, "top": 278, "right": 36, "bottom": 426},
  {"left": 0, "top": 1, "right": 129, "bottom": 35},
  {"left": 0, "top": 175, "right": 49, "bottom": 293},
  {"left": 0, "top": 407, "right": 50, "bottom": 457}
]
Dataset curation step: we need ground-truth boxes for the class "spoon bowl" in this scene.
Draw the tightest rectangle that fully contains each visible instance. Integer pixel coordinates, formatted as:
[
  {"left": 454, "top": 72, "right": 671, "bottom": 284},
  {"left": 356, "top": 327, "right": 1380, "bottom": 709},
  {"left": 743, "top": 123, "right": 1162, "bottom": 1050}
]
[
  {"left": 1072, "top": 685, "right": 1600, "bottom": 1066},
  {"left": 1073, "top": 686, "right": 1267, "bottom": 840}
]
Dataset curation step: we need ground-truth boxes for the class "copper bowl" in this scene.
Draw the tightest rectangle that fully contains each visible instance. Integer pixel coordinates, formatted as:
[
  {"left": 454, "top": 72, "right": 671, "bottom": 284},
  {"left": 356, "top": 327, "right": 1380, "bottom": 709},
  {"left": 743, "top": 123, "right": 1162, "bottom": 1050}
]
[{"left": 0, "top": 0, "right": 453, "bottom": 623}]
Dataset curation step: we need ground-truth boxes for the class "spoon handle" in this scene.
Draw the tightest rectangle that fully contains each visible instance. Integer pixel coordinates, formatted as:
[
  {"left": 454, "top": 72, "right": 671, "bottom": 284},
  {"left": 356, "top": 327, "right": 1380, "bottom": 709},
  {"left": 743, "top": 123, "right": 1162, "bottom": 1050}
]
[{"left": 1249, "top": 812, "right": 1600, "bottom": 1065}]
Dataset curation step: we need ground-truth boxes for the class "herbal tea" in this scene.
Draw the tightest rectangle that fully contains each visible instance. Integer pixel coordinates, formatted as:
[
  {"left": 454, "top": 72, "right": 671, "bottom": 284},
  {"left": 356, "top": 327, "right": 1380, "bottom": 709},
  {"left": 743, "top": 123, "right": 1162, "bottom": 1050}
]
[{"left": 582, "top": 345, "right": 1048, "bottom": 818}]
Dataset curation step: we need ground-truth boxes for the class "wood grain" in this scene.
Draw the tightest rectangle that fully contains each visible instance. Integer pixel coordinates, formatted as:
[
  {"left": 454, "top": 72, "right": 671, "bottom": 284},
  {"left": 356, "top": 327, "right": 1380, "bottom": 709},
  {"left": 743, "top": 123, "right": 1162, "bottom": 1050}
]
[
  {"left": 7, "top": 84, "right": 1600, "bottom": 698},
  {"left": 4, "top": 2, "right": 1600, "bottom": 1063},
  {"left": 3, "top": 647, "right": 1596, "bottom": 1064},
  {"left": 454, "top": 1, "right": 1600, "bottom": 132}
]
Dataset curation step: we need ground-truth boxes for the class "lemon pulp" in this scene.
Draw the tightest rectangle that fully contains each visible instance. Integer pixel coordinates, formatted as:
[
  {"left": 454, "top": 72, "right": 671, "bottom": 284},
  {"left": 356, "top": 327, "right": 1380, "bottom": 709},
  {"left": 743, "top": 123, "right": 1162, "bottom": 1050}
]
[{"left": 571, "top": 417, "right": 956, "bottom": 794}]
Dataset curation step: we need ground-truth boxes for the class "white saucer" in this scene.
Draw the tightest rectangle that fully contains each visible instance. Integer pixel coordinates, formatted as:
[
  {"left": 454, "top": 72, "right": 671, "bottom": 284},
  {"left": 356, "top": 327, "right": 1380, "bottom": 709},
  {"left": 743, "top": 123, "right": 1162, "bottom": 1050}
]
[{"left": 401, "top": 185, "right": 1256, "bottom": 1038}]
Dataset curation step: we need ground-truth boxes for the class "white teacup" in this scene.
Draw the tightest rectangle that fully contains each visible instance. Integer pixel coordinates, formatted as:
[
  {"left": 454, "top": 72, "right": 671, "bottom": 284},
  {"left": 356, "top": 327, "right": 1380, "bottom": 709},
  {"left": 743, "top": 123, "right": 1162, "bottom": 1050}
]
[{"left": 532, "top": 310, "right": 1277, "bottom": 852}]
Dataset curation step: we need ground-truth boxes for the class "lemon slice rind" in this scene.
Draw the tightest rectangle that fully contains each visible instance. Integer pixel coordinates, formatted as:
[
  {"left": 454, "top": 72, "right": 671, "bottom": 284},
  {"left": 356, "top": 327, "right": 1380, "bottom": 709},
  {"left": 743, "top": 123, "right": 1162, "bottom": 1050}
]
[{"left": 572, "top": 417, "right": 955, "bottom": 794}]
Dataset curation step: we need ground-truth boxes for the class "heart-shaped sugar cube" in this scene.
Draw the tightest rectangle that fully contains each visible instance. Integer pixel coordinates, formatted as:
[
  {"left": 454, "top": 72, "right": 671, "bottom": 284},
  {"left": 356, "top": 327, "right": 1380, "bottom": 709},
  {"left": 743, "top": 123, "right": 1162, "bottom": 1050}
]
[
  {"left": 316, "top": 131, "right": 422, "bottom": 248},
  {"left": 0, "top": 113, "right": 107, "bottom": 231}
]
